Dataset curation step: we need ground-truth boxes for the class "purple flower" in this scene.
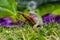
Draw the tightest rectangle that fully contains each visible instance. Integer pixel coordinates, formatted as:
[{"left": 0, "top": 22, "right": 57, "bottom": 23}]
[
  {"left": 54, "top": 15, "right": 60, "bottom": 22},
  {"left": 15, "top": 20, "right": 24, "bottom": 25},
  {"left": 42, "top": 13, "right": 54, "bottom": 23},
  {"left": 0, "top": 17, "right": 24, "bottom": 26},
  {"left": 0, "top": 17, "right": 13, "bottom": 26}
]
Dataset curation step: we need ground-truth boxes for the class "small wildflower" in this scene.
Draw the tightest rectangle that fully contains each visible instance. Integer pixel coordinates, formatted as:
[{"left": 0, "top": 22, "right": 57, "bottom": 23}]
[{"left": 42, "top": 13, "right": 54, "bottom": 23}]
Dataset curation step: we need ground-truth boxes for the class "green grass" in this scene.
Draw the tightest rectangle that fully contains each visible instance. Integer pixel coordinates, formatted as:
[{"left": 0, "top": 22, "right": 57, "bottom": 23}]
[{"left": 0, "top": 23, "right": 60, "bottom": 40}]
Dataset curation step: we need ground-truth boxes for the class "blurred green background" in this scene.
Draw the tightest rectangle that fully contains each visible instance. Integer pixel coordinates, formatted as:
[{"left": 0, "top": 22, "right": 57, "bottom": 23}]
[
  {"left": 0, "top": 0, "right": 60, "bottom": 40},
  {"left": 17, "top": 0, "right": 60, "bottom": 16}
]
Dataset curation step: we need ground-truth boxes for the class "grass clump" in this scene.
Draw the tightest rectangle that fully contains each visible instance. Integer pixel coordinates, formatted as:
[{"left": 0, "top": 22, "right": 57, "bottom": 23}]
[{"left": 0, "top": 23, "right": 60, "bottom": 40}]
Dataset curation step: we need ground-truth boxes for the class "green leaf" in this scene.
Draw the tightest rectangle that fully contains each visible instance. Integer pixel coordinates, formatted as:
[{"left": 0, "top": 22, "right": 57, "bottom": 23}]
[
  {"left": 52, "top": 9, "right": 60, "bottom": 15},
  {"left": 0, "top": 0, "right": 17, "bottom": 17}
]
